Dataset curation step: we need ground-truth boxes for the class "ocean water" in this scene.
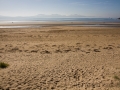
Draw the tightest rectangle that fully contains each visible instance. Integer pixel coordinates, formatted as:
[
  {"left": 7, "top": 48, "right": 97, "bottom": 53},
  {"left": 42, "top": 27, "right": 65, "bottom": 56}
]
[
  {"left": 33, "top": 18, "right": 120, "bottom": 22},
  {"left": 0, "top": 18, "right": 120, "bottom": 28},
  {"left": 0, "top": 18, "right": 120, "bottom": 22}
]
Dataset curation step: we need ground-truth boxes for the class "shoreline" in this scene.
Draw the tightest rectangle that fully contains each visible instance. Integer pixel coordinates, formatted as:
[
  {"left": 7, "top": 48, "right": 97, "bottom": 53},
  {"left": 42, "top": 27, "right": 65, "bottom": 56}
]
[{"left": 0, "top": 21, "right": 120, "bottom": 28}]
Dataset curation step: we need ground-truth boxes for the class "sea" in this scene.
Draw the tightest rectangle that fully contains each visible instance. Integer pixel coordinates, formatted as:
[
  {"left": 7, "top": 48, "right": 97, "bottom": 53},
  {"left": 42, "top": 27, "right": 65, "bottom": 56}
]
[{"left": 0, "top": 18, "right": 120, "bottom": 28}]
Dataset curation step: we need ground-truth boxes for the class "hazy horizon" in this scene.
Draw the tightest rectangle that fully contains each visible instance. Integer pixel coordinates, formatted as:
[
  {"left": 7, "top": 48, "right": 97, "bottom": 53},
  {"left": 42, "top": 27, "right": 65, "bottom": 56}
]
[
  {"left": 0, "top": 14, "right": 96, "bottom": 18},
  {"left": 0, "top": 0, "right": 120, "bottom": 18},
  {"left": 0, "top": 14, "right": 118, "bottom": 18}
]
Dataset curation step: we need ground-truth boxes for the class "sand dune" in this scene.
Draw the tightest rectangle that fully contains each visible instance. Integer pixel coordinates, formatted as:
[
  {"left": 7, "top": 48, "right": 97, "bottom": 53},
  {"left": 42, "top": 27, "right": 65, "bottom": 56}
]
[{"left": 0, "top": 26, "right": 120, "bottom": 90}]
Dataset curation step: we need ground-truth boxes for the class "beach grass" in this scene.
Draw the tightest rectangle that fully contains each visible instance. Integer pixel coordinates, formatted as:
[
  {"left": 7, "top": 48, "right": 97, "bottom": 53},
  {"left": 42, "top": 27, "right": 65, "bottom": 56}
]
[
  {"left": 114, "top": 76, "right": 120, "bottom": 81},
  {"left": 0, "top": 62, "right": 9, "bottom": 68}
]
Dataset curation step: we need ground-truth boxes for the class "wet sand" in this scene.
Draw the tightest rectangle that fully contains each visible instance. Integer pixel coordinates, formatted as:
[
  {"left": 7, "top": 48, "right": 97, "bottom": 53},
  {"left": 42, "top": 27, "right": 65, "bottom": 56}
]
[{"left": 0, "top": 25, "right": 120, "bottom": 90}]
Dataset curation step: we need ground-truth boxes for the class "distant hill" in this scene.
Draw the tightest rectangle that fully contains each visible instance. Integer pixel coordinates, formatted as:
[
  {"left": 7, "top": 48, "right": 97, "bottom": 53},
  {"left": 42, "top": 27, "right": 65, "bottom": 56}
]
[
  {"left": 34, "top": 14, "right": 87, "bottom": 18},
  {"left": 0, "top": 14, "right": 90, "bottom": 18}
]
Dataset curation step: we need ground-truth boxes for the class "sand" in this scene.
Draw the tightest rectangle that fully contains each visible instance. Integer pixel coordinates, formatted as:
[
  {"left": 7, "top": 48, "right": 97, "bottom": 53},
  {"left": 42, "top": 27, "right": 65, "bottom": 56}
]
[{"left": 0, "top": 26, "right": 120, "bottom": 90}]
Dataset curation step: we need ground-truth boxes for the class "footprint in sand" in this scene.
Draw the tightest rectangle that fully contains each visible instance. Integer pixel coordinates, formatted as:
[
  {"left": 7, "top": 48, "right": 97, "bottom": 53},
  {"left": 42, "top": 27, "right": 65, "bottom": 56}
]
[
  {"left": 93, "top": 49, "right": 101, "bottom": 52},
  {"left": 41, "top": 50, "right": 51, "bottom": 54}
]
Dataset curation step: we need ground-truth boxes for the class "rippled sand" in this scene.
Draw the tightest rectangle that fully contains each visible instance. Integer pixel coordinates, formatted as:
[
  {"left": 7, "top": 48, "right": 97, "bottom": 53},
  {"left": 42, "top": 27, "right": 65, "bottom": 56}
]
[{"left": 0, "top": 26, "right": 120, "bottom": 90}]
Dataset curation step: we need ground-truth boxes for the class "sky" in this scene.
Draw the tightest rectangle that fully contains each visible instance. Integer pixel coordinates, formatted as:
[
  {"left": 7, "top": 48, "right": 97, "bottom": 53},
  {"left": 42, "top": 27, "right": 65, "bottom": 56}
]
[{"left": 0, "top": 0, "right": 120, "bottom": 18}]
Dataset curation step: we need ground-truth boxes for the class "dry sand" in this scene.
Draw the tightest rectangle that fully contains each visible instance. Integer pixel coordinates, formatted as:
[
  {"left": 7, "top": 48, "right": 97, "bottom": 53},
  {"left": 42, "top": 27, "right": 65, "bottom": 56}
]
[{"left": 0, "top": 26, "right": 120, "bottom": 90}]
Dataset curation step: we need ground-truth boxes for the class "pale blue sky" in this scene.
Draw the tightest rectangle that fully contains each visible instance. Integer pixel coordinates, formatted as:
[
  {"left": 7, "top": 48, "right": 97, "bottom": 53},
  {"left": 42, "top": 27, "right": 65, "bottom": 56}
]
[{"left": 0, "top": 0, "right": 120, "bottom": 18}]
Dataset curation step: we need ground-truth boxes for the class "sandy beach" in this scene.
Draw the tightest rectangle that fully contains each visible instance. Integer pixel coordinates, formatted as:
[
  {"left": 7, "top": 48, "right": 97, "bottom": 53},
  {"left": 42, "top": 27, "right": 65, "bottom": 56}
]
[{"left": 0, "top": 25, "right": 120, "bottom": 90}]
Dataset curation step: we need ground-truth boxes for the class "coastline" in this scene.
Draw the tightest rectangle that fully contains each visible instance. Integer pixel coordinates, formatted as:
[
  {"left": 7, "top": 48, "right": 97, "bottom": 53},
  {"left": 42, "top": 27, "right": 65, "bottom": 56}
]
[{"left": 0, "top": 21, "right": 120, "bottom": 28}]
